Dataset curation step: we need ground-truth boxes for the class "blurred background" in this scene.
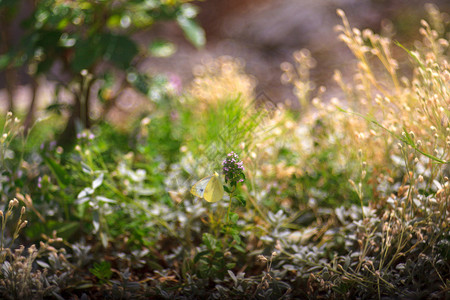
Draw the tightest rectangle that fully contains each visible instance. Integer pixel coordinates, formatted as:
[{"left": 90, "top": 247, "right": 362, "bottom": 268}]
[
  {"left": 1, "top": 0, "right": 449, "bottom": 122},
  {"left": 159, "top": 0, "right": 450, "bottom": 103}
]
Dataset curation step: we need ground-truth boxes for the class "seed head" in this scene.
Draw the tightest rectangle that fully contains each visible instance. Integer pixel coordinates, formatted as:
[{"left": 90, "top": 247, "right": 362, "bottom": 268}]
[
  {"left": 257, "top": 255, "right": 268, "bottom": 263},
  {"left": 19, "top": 220, "right": 28, "bottom": 230}
]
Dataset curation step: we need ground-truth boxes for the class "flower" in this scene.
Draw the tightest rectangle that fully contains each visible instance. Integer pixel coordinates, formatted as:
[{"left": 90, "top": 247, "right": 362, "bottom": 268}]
[{"left": 222, "top": 151, "right": 245, "bottom": 186}]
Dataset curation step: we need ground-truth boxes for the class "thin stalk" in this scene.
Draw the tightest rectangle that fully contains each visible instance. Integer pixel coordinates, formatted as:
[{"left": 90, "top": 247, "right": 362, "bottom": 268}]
[
  {"left": 0, "top": 214, "right": 4, "bottom": 252},
  {"left": 226, "top": 189, "right": 234, "bottom": 225}
]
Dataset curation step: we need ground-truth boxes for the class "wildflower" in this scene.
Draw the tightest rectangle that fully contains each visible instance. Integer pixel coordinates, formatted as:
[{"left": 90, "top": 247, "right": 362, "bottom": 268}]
[
  {"left": 222, "top": 151, "right": 245, "bottom": 186},
  {"left": 168, "top": 74, "right": 182, "bottom": 94}
]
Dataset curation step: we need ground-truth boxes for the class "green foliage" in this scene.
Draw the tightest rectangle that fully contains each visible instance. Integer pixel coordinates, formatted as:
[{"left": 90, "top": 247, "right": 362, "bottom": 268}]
[
  {"left": 149, "top": 40, "right": 177, "bottom": 57},
  {"left": 0, "top": 4, "right": 448, "bottom": 299},
  {"left": 43, "top": 156, "right": 70, "bottom": 188},
  {"left": 0, "top": 0, "right": 205, "bottom": 144},
  {"left": 90, "top": 261, "right": 113, "bottom": 284},
  {"left": 10, "top": 0, "right": 204, "bottom": 74},
  {"left": 182, "top": 95, "right": 266, "bottom": 174},
  {"left": 194, "top": 233, "right": 233, "bottom": 280}
]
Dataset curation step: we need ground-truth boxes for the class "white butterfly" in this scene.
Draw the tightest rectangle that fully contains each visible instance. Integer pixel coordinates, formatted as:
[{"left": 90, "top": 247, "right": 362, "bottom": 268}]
[{"left": 190, "top": 172, "right": 224, "bottom": 202}]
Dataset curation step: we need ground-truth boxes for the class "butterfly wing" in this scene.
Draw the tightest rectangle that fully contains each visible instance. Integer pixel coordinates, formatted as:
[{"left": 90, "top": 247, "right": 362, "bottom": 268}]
[
  {"left": 190, "top": 175, "right": 214, "bottom": 198},
  {"left": 203, "top": 173, "right": 224, "bottom": 203}
]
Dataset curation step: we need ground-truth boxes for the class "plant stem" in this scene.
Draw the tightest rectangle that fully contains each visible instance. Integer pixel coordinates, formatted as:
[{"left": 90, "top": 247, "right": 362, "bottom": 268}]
[
  {"left": 226, "top": 190, "right": 234, "bottom": 226},
  {"left": 0, "top": 214, "right": 4, "bottom": 252}
]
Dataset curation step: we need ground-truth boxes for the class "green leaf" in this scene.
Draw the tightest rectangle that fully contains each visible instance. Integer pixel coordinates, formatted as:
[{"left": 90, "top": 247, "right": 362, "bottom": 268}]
[
  {"left": 96, "top": 196, "right": 116, "bottom": 203},
  {"left": 176, "top": 16, "right": 205, "bottom": 49},
  {"left": 194, "top": 250, "right": 209, "bottom": 263},
  {"left": 230, "top": 212, "right": 239, "bottom": 224},
  {"left": 149, "top": 40, "right": 176, "bottom": 57},
  {"left": 36, "top": 30, "right": 62, "bottom": 49},
  {"left": 223, "top": 185, "right": 231, "bottom": 193},
  {"left": 102, "top": 33, "right": 138, "bottom": 69},
  {"left": 100, "top": 232, "right": 108, "bottom": 248},
  {"left": 232, "top": 233, "right": 241, "bottom": 244},
  {"left": 202, "top": 233, "right": 215, "bottom": 250},
  {"left": 92, "top": 173, "right": 104, "bottom": 190},
  {"left": 235, "top": 195, "right": 246, "bottom": 207},
  {"left": 74, "top": 282, "right": 94, "bottom": 289},
  {"left": 232, "top": 244, "right": 245, "bottom": 253},
  {"left": 395, "top": 41, "right": 425, "bottom": 69},
  {"left": 402, "top": 127, "right": 415, "bottom": 146},
  {"left": 89, "top": 261, "right": 112, "bottom": 281},
  {"left": 93, "top": 211, "right": 100, "bottom": 233},
  {"left": 43, "top": 156, "right": 70, "bottom": 188},
  {"left": 228, "top": 270, "right": 237, "bottom": 285},
  {"left": 226, "top": 263, "right": 236, "bottom": 269},
  {"left": 56, "top": 222, "right": 79, "bottom": 238},
  {"left": 106, "top": 14, "right": 122, "bottom": 29},
  {"left": 213, "top": 251, "right": 224, "bottom": 260},
  {"left": 71, "top": 33, "right": 138, "bottom": 72},
  {"left": 81, "top": 162, "right": 93, "bottom": 174},
  {"left": 71, "top": 37, "right": 103, "bottom": 72},
  {"left": 37, "top": 57, "right": 55, "bottom": 74},
  {"left": 77, "top": 187, "right": 94, "bottom": 199},
  {"left": 0, "top": 54, "right": 11, "bottom": 70},
  {"left": 127, "top": 71, "right": 150, "bottom": 94}
]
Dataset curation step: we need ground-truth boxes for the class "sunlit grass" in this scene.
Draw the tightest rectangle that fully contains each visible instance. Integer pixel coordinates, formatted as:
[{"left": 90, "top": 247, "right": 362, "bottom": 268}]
[{"left": 0, "top": 4, "right": 448, "bottom": 299}]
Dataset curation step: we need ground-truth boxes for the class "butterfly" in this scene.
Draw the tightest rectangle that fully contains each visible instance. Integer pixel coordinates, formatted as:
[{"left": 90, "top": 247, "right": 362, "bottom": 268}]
[{"left": 190, "top": 172, "right": 224, "bottom": 202}]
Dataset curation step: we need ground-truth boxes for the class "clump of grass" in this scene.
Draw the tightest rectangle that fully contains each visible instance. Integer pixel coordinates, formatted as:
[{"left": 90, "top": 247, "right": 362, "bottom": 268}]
[
  {"left": 0, "top": 199, "right": 67, "bottom": 299},
  {"left": 1, "top": 199, "right": 27, "bottom": 261},
  {"left": 181, "top": 56, "right": 288, "bottom": 183},
  {"left": 187, "top": 56, "right": 256, "bottom": 109},
  {"left": 270, "top": 5, "right": 450, "bottom": 298},
  {"left": 0, "top": 4, "right": 448, "bottom": 300}
]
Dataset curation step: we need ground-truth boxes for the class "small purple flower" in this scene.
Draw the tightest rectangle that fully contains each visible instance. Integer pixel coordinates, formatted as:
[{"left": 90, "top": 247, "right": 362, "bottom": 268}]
[
  {"left": 37, "top": 176, "right": 42, "bottom": 189},
  {"left": 222, "top": 152, "right": 245, "bottom": 186},
  {"left": 168, "top": 74, "right": 182, "bottom": 94},
  {"left": 88, "top": 133, "right": 95, "bottom": 140}
]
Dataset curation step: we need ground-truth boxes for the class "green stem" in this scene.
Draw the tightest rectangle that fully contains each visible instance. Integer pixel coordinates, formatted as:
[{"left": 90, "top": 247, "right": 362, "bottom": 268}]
[
  {"left": 1, "top": 214, "right": 4, "bottom": 252},
  {"left": 226, "top": 190, "right": 233, "bottom": 226}
]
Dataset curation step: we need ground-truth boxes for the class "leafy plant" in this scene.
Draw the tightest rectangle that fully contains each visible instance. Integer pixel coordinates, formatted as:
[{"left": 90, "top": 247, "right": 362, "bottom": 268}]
[
  {"left": 0, "top": 0, "right": 205, "bottom": 144},
  {"left": 90, "top": 261, "right": 113, "bottom": 284}
]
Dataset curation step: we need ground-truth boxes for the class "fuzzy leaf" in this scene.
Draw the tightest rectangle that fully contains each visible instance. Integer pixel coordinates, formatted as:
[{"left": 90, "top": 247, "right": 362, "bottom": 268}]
[
  {"left": 176, "top": 16, "right": 205, "bottom": 48},
  {"left": 92, "top": 173, "right": 104, "bottom": 190}
]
